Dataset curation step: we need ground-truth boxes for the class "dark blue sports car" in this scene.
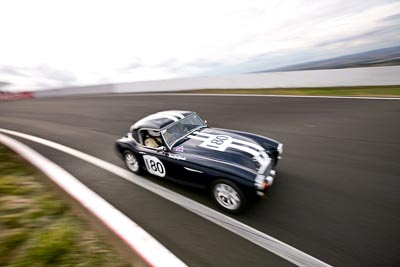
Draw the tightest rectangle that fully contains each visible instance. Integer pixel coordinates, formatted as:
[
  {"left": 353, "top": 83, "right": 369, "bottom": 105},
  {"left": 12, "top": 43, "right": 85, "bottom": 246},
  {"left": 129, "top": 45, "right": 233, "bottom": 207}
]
[{"left": 115, "top": 110, "right": 283, "bottom": 213}]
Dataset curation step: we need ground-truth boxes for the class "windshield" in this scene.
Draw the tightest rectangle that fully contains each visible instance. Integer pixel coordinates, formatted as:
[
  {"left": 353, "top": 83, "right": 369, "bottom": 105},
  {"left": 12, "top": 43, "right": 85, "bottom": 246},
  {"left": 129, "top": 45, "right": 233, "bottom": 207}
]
[{"left": 162, "top": 113, "right": 206, "bottom": 148}]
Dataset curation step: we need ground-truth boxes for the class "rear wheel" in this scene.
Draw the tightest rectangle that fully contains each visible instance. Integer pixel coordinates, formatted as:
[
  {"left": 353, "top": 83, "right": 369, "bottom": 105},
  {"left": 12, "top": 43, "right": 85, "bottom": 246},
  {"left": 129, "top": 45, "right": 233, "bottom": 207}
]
[
  {"left": 124, "top": 151, "right": 141, "bottom": 174},
  {"left": 211, "top": 179, "right": 246, "bottom": 213}
]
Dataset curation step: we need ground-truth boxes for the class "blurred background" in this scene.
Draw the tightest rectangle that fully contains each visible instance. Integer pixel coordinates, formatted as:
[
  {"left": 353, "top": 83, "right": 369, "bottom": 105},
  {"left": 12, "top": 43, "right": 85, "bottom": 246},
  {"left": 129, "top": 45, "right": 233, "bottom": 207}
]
[
  {"left": 1, "top": 1, "right": 400, "bottom": 267},
  {"left": 0, "top": 0, "right": 399, "bottom": 92}
]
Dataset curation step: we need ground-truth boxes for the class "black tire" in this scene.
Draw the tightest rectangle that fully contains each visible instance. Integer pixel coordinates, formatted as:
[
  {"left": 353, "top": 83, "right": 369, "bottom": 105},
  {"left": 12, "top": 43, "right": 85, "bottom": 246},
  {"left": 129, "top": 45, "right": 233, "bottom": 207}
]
[
  {"left": 211, "top": 179, "right": 247, "bottom": 213},
  {"left": 123, "top": 151, "right": 142, "bottom": 174}
]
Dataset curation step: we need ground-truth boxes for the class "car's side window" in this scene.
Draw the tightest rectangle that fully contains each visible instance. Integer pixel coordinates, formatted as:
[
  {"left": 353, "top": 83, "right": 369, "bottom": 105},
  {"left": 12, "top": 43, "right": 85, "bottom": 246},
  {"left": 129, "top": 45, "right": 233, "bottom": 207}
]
[{"left": 139, "top": 129, "right": 162, "bottom": 149}]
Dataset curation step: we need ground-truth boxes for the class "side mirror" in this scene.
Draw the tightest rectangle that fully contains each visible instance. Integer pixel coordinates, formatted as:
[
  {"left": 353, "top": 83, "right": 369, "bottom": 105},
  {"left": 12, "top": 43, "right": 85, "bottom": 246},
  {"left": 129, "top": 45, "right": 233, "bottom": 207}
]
[
  {"left": 156, "top": 146, "right": 167, "bottom": 153},
  {"left": 204, "top": 120, "right": 208, "bottom": 124}
]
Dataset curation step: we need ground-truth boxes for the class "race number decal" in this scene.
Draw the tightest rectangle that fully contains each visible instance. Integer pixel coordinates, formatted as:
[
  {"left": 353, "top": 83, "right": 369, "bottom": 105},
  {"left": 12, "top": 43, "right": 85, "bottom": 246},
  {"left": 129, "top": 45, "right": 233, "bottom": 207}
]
[
  {"left": 143, "top": 155, "right": 166, "bottom": 177},
  {"left": 199, "top": 135, "right": 232, "bottom": 151}
]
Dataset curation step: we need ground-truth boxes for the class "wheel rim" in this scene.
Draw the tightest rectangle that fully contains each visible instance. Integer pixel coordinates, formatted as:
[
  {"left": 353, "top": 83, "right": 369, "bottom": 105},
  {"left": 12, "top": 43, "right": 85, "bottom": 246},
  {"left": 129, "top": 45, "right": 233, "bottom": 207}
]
[
  {"left": 125, "top": 153, "right": 139, "bottom": 172},
  {"left": 214, "top": 183, "right": 241, "bottom": 210}
]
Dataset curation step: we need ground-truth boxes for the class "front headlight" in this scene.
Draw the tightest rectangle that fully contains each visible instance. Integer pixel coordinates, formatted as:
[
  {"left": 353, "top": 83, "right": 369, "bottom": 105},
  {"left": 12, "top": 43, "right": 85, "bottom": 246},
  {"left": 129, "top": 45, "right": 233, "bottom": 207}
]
[{"left": 277, "top": 143, "right": 283, "bottom": 155}]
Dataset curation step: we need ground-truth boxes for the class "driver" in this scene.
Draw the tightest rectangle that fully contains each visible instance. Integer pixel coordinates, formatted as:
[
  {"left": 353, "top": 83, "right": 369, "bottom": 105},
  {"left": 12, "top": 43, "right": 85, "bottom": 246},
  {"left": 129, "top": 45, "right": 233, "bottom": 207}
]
[{"left": 144, "top": 130, "right": 162, "bottom": 148}]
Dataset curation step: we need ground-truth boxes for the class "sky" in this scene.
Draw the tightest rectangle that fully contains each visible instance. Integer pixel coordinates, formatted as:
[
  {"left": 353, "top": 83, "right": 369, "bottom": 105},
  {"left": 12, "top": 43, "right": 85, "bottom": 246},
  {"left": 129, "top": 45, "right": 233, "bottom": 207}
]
[{"left": 0, "top": 0, "right": 399, "bottom": 91}]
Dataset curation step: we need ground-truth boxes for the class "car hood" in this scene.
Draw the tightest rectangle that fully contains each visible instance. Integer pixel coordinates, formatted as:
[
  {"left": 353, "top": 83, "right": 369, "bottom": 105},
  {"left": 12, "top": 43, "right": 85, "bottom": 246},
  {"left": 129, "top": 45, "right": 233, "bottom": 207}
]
[{"left": 174, "top": 128, "right": 271, "bottom": 173}]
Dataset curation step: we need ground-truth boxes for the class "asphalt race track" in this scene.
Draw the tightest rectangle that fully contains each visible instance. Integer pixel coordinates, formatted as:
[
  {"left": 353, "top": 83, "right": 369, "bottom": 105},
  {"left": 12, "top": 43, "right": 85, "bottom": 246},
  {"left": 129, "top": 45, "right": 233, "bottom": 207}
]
[{"left": 1, "top": 94, "right": 399, "bottom": 267}]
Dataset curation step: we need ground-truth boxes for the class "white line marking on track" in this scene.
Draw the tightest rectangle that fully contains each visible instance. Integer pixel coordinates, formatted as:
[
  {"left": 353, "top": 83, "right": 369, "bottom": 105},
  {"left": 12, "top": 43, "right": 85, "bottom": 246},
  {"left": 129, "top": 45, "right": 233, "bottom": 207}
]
[
  {"left": 0, "top": 128, "right": 332, "bottom": 267},
  {"left": 0, "top": 132, "right": 187, "bottom": 267},
  {"left": 100, "top": 93, "right": 400, "bottom": 100}
]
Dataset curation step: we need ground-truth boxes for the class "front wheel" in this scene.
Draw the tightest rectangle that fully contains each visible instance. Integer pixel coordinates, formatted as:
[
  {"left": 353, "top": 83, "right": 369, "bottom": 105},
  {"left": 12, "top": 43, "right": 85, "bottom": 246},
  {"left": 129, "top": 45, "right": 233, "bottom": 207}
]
[
  {"left": 124, "top": 151, "right": 141, "bottom": 174},
  {"left": 211, "top": 179, "right": 247, "bottom": 213}
]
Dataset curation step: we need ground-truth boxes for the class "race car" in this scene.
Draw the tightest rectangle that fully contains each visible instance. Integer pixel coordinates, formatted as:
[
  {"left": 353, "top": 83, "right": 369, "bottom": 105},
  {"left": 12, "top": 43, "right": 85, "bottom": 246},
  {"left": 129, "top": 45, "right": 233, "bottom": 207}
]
[{"left": 115, "top": 110, "right": 283, "bottom": 213}]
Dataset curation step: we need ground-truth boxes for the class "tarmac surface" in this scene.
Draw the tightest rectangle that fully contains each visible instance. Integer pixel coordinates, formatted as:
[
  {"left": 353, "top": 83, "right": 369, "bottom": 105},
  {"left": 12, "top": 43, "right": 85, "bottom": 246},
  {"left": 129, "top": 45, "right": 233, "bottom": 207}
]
[{"left": 1, "top": 94, "right": 399, "bottom": 267}]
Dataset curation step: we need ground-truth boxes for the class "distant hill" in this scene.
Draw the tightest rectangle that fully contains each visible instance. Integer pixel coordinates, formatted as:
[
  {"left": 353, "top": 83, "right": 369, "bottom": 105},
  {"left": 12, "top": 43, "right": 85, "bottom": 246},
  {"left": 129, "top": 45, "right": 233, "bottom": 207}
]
[{"left": 260, "top": 46, "right": 400, "bottom": 72}]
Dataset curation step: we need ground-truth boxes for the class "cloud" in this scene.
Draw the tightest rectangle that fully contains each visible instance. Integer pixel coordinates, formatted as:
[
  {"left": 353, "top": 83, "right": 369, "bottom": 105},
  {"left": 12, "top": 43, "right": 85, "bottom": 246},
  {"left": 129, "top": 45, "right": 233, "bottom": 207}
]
[
  {"left": 317, "top": 24, "right": 400, "bottom": 48},
  {"left": 381, "top": 13, "right": 400, "bottom": 22},
  {"left": 0, "top": 65, "right": 77, "bottom": 90},
  {"left": 0, "top": 66, "right": 29, "bottom": 77},
  {"left": 119, "top": 58, "right": 143, "bottom": 71},
  {"left": 0, "top": 0, "right": 399, "bottom": 91},
  {"left": 35, "top": 65, "right": 77, "bottom": 84},
  {"left": 155, "top": 58, "right": 224, "bottom": 76},
  {"left": 197, "top": 0, "right": 400, "bottom": 75}
]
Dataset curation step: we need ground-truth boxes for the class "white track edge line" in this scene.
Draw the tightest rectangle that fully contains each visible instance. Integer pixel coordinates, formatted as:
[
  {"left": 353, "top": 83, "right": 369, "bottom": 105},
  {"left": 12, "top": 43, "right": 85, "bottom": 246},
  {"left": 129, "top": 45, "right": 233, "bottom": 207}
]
[
  {"left": 101, "top": 93, "right": 400, "bottom": 100},
  {"left": 0, "top": 128, "right": 332, "bottom": 267},
  {"left": 0, "top": 132, "right": 187, "bottom": 267}
]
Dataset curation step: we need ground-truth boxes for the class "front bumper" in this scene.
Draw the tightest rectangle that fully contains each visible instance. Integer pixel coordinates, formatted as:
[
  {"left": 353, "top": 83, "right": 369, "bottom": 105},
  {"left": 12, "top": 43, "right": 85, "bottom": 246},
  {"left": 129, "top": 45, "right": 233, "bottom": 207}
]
[
  {"left": 277, "top": 143, "right": 283, "bottom": 159},
  {"left": 254, "top": 143, "right": 282, "bottom": 196},
  {"left": 254, "top": 169, "right": 276, "bottom": 196}
]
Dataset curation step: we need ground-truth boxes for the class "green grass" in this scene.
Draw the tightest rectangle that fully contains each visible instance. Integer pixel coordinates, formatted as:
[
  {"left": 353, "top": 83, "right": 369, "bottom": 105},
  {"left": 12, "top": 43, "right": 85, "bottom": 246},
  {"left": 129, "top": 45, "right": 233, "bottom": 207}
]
[
  {"left": 0, "top": 145, "right": 131, "bottom": 267},
  {"left": 188, "top": 85, "right": 400, "bottom": 97}
]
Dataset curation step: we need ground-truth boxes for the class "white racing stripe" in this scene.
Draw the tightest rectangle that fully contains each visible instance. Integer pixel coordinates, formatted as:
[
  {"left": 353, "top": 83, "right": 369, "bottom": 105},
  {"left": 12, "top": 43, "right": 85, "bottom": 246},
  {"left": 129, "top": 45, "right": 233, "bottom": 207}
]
[
  {"left": 188, "top": 154, "right": 258, "bottom": 174},
  {"left": 132, "top": 111, "right": 185, "bottom": 130},
  {"left": 192, "top": 132, "right": 261, "bottom": 155},
  {"left": 132, "top": 113, "right": 178, "bottom": 129},
  {"left": 189, "top": 132, "right": 270, "bottom": 174},
  {"left": 229, "top": 143, "right": 260, "bottom": 158},
  {"left": 157, "top": 111, "right": 185, "bottom": 119},
  {"left": 147, "top": 113, "right": 179, "bottom": 122},
  {"left": 0, "top": 128, "right": 332, "bottom": 267},
  {"left": 0, "top": 132, "right": 187, "bottom": 267},
  {"left": 194, "top": 131, "right": 264, "bottom": 151},
  {"left": 187, "top": 135, "right": 206, "bottom": 141},
  {"left": 234, "top": 139, "right": 264, "bottom": 151}
]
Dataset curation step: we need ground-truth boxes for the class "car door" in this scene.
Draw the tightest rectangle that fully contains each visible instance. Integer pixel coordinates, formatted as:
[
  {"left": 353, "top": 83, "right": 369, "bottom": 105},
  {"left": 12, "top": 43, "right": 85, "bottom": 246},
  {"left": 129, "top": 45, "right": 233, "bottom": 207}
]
[
  {"left": 166, "top": 149, "right": 209, "bottom": 187},
  {"left": 138, "top": 146, "right": 169, "bottom": 178}
]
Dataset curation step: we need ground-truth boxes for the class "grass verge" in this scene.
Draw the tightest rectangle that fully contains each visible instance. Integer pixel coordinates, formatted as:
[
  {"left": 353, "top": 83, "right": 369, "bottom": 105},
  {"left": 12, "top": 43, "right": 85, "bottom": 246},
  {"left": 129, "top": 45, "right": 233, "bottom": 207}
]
[
  {"left": 0, "top": 145, "right": 131, "bottom": 267},
  {"left": 187, "top": 85, "right": 400, "bottom": 97}
]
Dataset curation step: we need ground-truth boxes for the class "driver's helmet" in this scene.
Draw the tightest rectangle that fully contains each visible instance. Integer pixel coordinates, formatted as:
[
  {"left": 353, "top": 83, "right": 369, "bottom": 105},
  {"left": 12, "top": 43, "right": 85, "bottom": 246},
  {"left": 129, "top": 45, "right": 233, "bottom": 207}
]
[{"left": 148, "top": 130, "right": 160, "bottom": 137}]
